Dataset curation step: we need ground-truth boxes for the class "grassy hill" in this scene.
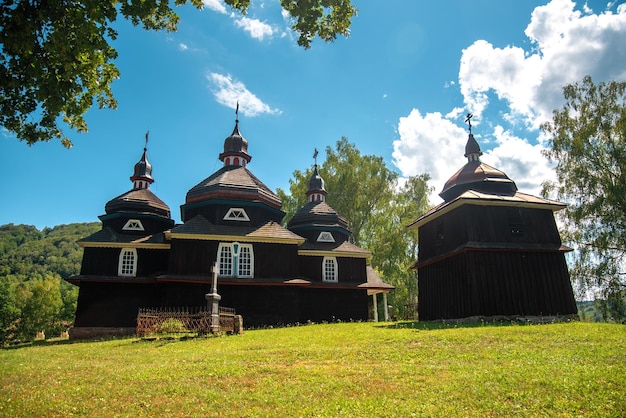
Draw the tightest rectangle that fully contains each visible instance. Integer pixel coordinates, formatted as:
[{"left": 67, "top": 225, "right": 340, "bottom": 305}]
[{"left": 1, "top": 321, "right": 624, "bottom": 417}]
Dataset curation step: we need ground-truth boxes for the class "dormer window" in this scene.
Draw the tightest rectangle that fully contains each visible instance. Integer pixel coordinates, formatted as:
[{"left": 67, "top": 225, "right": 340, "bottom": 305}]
[
  {"left": 123, "top": 219, "right": 144, "bottom": 231},
  {"left": 317, "top": 231, "right": 335, "bottom": 243},
  {"left": 224, "top": 208, "right": 250, "bottom": 221}
]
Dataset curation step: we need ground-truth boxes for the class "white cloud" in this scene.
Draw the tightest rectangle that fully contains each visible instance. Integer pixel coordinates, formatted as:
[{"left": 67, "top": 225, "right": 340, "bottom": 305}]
[
  {"left": 178, "top": 43, "right": 189, "bottom": 51},
  {"left": 392, "top": 111, "right": 556, "bottom": 205},
  {"left": 207, "top": 73, "right": 281, "bottom": 117},
  {"left": 233, "top": 16, "right": 276, "bottom": 40},
  {"left": 482, "top": 126, "right": 556, "bottom": 197},
  {"left": 392, "top": 110, "right": 467, "bottom": 204},
  {"left": 459, "top": 0, "right": 626, "bottom": 128},
  {"left": 203, "top": 0, "right": 227, "bottom": 14}
]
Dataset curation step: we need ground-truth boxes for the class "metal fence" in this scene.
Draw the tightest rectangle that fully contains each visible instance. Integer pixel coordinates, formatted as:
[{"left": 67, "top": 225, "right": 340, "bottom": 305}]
[{"left": 136, "top": 306, "right": 237, "bottom": 336}]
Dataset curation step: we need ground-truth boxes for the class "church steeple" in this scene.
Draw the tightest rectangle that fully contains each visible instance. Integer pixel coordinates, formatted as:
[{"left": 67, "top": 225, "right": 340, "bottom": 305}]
[
  {"left": 464, "top": 113, "right": 482, "bottom": 162},
  {"left": 219, "top": 103, "right": 252, "bottom": 168},
  {"left": 306, "top": 149, "right": 327, "bottom": 202},
  {"left": 130, "top": 132, "right": 154, "bottom": 190}
]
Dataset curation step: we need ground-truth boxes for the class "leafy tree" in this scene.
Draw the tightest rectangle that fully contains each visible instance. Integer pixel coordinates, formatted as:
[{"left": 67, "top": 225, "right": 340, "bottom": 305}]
[
  {"left": 541, "top": 76, "right": 626, "bottom": 322},
  {"left": 278, "top": 138, "right": 432, "bottom": 319},
  {"left": 0, "top": 0, "right": 356, "bottom": 147},
  {"left": 0, "top": 222, "right": 100, "bottom": 342}
]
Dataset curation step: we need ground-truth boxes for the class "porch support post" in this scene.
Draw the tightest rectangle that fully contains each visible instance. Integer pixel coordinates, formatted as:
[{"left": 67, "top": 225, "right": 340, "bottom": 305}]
[
  {"left": 372, "top": 293, "right": 379, "bottom": 322},
  {"left": 383, "top": 292, "right": 389, "bottom": 321}
]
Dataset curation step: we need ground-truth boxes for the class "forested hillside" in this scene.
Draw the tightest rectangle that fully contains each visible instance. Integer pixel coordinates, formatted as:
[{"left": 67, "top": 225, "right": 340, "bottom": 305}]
[{"left": 0, "top": 223, "right": 100, "bottom": 343}]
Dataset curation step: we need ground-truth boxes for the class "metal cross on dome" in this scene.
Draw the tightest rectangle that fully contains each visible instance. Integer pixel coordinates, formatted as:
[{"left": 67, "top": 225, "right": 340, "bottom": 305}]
[{"left": 465, "top": 113, "right": 473, "bottom": 134}]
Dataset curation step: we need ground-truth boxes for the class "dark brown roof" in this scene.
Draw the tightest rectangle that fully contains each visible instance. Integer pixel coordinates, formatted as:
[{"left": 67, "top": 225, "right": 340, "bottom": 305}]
[
  {"left": 288, "top": 201, "right": 349, "bottom": 231},
  {"left": 78, "top": 227, "right": 169, "bottom": 246},
  {"left": 186, "top": 166, "right": 281, "bottom": 209},
  {"left": 359, "top": 266, "right": 395, "bottom": 294},
  {"left": 440, "top": 161, "right": 518, "bottom": 202},
  {"left": 298, "top": 240, "right": 371, "bottom": 256},
  {"left": 104, "top": 188, "right": 171, "bottom": 218},
  {"left": 169, "top": 215, "right": 305, "bottom": 243}
]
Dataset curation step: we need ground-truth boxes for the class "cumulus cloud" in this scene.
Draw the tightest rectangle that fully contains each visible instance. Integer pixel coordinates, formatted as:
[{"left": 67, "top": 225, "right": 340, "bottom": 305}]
[
  {"left": 459, "top": 0, "right": 626, "bottom": 128},
  {"left": 203, "top": 0, "right": 228, "bottom": 14},
  {"left": 481, "top": 127, "right": 556, "bottom": 196},
  {"left": 392, "top": 110, "right": 467, "bottom": 204},
  {"left": 233, "top": 16, "right": 276, "bottom": 40},
  {"left": 393, "top": 0, "right": 626, "bottom": 205},
  {"left": 207, "top": 73, "right": 281, "bottom": 117}
]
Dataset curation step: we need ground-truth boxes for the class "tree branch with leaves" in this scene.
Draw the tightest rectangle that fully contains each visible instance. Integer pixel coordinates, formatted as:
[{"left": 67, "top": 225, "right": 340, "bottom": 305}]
[{"left": 0, "top": 0, "right": 356, "bottom": 147}]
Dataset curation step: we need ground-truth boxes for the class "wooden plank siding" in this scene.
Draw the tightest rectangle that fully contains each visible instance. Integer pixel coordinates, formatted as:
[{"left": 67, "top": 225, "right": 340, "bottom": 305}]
[
  {"left": 80, "top": 247, "right": 169, "bottom": 277},
  {"left": 417, "top": 250, "right": 577, "bottom": 320}
]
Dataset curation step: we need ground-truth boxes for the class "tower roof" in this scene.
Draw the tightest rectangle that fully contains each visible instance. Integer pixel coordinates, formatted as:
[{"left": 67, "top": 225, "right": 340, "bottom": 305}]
[
  {"left": 219, "top": 117, "right": 251, "bottom": 167},
  {"left": 440, "top": 132, "right": 517, "bottom": 202}
]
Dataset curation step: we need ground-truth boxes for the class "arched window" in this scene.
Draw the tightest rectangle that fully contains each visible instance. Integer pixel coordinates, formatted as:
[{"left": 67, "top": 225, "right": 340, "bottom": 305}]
[
  {"left": 118, "top": 248, "right": 137, "bottom": 277},
  {"left": 217, "top": 242, "right": 254, "bottom": 278},
  {"left": 322, "top": 257, "right": 338, "bottom": 282}
]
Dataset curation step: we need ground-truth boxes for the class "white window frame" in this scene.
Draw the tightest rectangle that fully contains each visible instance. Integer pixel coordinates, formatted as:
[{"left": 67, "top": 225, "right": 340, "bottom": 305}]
[
  {"left": 217, "top": 242, "right": 254, "bottom": 278},
  {"left": 118, "top": 248, "right": 138, "bottom": 277},
  {"left": 317, "top": 231, "right": 335, "bottom": 243},
  {"left": 122, "top": 219, "right": 144, "bottom": 231},
  {"left": 322, "top": 256, "right": 338, "bottom": 282},
  {"left": 224, "top": 208, "right": 250, "bottom": 221}
]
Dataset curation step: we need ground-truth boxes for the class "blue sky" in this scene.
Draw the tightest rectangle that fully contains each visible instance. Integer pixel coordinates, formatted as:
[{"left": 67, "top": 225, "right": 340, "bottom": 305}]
[{"left": 1, "top": 0, "right": 625, "bottom": 229}]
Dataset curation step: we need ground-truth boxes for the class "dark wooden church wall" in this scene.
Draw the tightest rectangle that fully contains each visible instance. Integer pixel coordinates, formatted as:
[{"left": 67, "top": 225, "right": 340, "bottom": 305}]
[
  {"left": 254, "top": 243, "right": 299, "bottom": 279},
  {"left": 168, "top": 239, "right": 217, "bottom": 276},
  {"left": 80, "top": 247, "right": 119, "bottom": 275},
  {"left": 297, "top": 256, "right": 366, "bottom": 283},
  {"left": 418, "top": 205, "right": 564, "bottom": 262},
  {"left": 80, "top": 247, "right": 169, "bottom": 276},
  {"left": 74, "top": 282, "right": 161, "bottom": 327},
  {"left": 418, "top": 250, "right": 577, "bottom": 320}
]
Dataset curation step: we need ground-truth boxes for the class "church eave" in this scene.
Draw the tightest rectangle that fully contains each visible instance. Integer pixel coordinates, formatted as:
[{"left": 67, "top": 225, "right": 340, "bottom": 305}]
[{"left": 407, "top": 191, "right": 567, "bottom": 230}]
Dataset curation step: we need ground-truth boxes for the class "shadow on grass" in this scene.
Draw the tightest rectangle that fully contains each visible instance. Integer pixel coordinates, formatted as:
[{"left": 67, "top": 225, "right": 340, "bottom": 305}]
[{"left": 379, "top": 314, "right": 580, "bottom": 331}]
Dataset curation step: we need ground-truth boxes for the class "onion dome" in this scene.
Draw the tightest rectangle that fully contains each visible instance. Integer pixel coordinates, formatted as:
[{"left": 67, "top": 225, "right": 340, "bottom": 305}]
[
  {"left": 440, "top": 132, "right": 517, "bottom": 202},
  {"left": 103, "top": 135, "right": 172, "bottom": 220},
  {"left": 130, "top": 148, "right": 153, "bottom": 190},
  {"left": 307, "top": 164, "right": 327, "bottom": 202},
  {"left": 288, "top": 164, "right": 351, "bottom": 239},
  {"left": 218, "top": 118, "right": 251, "bottom": 168}
]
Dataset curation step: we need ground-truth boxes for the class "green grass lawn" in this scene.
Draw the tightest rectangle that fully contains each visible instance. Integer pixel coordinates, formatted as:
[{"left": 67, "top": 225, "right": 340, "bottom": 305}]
[{"left": 1, "top": 321, "right": 624, "bottom": 417}]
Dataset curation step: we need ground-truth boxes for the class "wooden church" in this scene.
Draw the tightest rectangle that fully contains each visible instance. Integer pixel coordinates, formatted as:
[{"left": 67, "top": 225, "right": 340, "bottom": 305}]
[
  {"left": 408, "top": 120, "right": 577, "bottom": 321},
  {"left": 67, "top": 116, "right": 392, "bottom": 339}
]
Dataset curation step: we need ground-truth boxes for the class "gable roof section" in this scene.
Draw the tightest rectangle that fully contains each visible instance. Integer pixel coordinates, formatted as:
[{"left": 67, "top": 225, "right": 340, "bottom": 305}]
[
  {"left": 78, "top": 227, "right": 170, "bottom": 249},
  {"left": 167, "top": 215, "right": 305, "bottom": 244},
  {"left": 298, "top": 240, "right": 371, "bottom": 258}
]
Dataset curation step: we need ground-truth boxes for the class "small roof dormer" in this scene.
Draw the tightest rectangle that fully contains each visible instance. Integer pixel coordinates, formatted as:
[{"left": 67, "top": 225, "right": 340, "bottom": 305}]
[{"left": 219, "top": 104, "right": 251, "bottom": 168}]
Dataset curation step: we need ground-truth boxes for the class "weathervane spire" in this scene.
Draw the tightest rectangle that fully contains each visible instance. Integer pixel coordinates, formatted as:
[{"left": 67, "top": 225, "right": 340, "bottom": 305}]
[
  {"left": 465, "top": 113, "right": 473, "bottom": 134},
  {"left": 144, "top": 130, "right": 149, "bottom": 151},
  {"left": 313, "top": 148, "right": 319, "bottom": 165},
  {"left": 235, "top": 101, "right": 239, "bottom": 123}
]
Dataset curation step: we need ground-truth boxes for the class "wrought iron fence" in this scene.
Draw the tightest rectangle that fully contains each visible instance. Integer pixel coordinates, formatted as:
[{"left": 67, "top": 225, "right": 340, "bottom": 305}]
[{"left": 136, "top": 306, "right": 237, "bottom": 336}]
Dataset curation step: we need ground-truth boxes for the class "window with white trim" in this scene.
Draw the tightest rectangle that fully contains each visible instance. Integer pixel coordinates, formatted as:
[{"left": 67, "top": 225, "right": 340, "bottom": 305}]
[
  {"left": 118, "top": 248, "right": 137, "bottom": 277},
  {"left": 123, "top": 219, "right": 144, "bottom": 231},
  {"left": 322, "top": 256, "right": 338, "bottom": 282},
  {"left": 217, "top": 242, "right": 254, "bottom": 278},
  {"left": 317, "top": 231, "right": 335, "bottom": 242},
  {"left": 224, "top": 208, "right": 250, "bottom": 221}
]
